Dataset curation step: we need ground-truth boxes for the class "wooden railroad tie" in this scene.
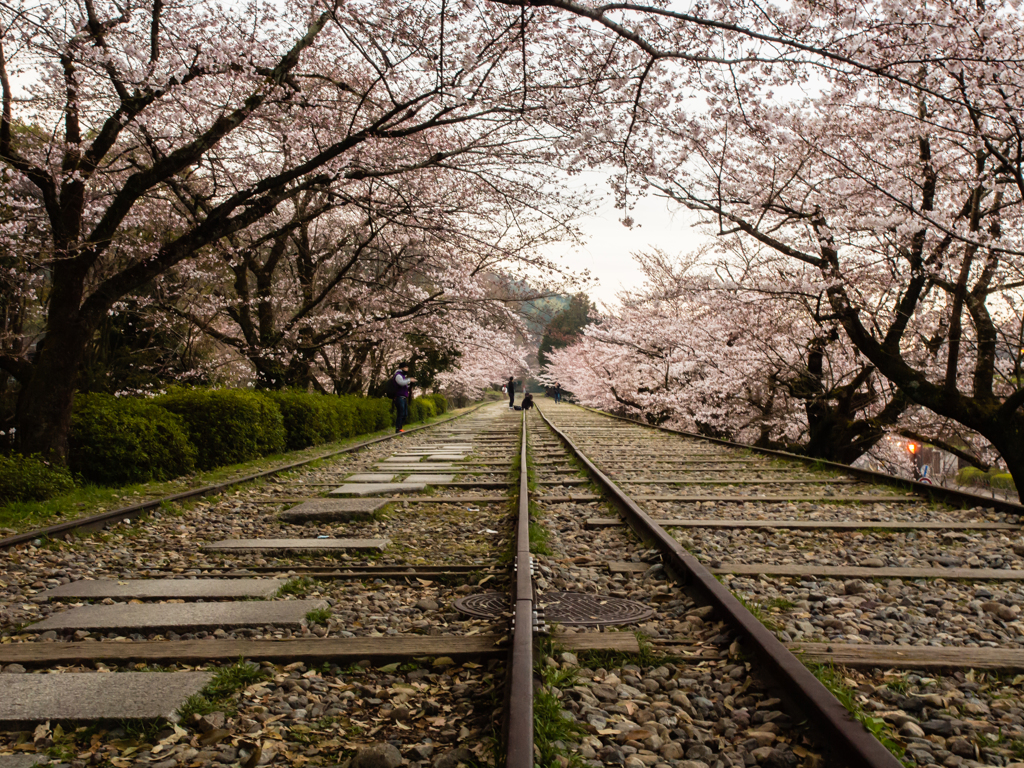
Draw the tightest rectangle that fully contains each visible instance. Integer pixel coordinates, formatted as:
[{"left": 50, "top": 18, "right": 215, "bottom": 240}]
[
  {"left": 607, "top": 561, "right": 1024, "bottom": 580},
  {"left": 587, "top": 518, "right": 1020, "bottom": 532},
  {"left": 0, "top": 632, "right": 639, "bottom": 668},
  {"left": 646, "top": 639, "right": 1024, "bottom": 672}
]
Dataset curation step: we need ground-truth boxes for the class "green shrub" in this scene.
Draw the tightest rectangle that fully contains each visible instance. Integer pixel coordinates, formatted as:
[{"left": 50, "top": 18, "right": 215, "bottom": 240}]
[
  {"left": 425, "top": 393, "right": 449, "bottom": 414},
  {"left": 156, "top": 388, "right": 286, "bottom": 469},
  {"left": 267, "top": 390, "right": 339, "bottom": 450},
  {"left": 0, "top": 453, "right": 75, "bottom": 503},
  {"left": 957, "top": 466, "right": 1018, "bottom": 493},
  {"left": 408, "top": 396, "right": 437, "bottom": 424},
  {"left": 70, "top": 393, "right": 196, "bottom": 484},
  {"left": 328, "top": 395, "right": 392, "bottom": 437}
]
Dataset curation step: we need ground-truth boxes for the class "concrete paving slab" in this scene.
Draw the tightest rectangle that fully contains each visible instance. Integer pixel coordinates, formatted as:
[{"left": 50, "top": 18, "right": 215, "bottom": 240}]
[
  {"left": 28, "top": 600, "right": 328, "bottom": 633},
  {"left": 345, "top": 473, "right": 396, "bottom": 482},
  {"left": 0, "top": 757, "right": 47, "bottom": 768},
  {"left": 205, "top": 539, "right": 388, "bottom": 553},
  {"left": 330, "top": 483, "right": 426, "bottom": 496},
  {"left": 402, "top": 474, "right": 455, "bottom": 483},
  {"left": 380, "top": 457, "right": 424, "bottom": 463},
  {"left": 40, "top": 578, "right": 284, "bottom": 601},
  {"left": 280, "top": 499, "right": 387, "bottom": 523},
  {"left": 0, "top": 671, "right": 213, "bottom": 727},
  {"left": 373, "top": 464, "right": 455, "bottom": 471},
  {"left": 427, "top": 455, "right": 466, "bottom": 460}
]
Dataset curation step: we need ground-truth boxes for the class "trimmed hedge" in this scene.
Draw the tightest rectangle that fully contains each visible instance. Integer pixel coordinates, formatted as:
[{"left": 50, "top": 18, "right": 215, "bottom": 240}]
[
  {"left": 268, "top": 390, "right": 338, "bottom": 450},
  {"left": 70, "top": 393, "right": 196, "bottom": 484},
  {"left": 0, "top": 453, "right": 75, "bottom": 503},
  {"left": 53, "top": 388, "right": 454, "bottom": 489},
  {"left": 156, "top": 389, "right": 287, "bottom": 470}
]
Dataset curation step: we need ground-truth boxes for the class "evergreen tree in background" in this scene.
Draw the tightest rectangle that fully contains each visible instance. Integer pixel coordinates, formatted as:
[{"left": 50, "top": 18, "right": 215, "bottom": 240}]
[{"left": 538, "top": 295, "right": 594, "bottom": 369}]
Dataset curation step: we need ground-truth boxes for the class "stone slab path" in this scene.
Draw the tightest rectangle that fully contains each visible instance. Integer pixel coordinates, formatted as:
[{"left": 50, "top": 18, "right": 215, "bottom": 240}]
[
  {"left": 329, "top": 483, "right": 426, "bottom": 496},
  {"left": 204, "top": 538, "right": 388, "bottom": 553},
  {"left": 0, "top": 671, "right": 213, "bottom": 726},
  {"left": 40, "top": 578, "right": 285, "bottom": 601},
  {"left": 279, "top": 499, "right": 387, "bottom": 522},
  {"left": 28, "top": 599, "right": 328, "bottom": 633},
  {"left": 402, "top": 474, "right": 454, "bottom": 483},
  {"left": 345, "top": 473, "right": 396, "bottom": 482}
]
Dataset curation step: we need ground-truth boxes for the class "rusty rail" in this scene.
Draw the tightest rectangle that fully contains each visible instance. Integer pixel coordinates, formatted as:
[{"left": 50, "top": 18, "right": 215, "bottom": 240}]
[
  {"left": 0, "top": 403, "right": 488, "bottom": 550},
  {"left": 506, "top": 408, "right": 534, "bottom": 768},
  {"left": 538, "top": 405, "right": 904, "bottom": 768}
]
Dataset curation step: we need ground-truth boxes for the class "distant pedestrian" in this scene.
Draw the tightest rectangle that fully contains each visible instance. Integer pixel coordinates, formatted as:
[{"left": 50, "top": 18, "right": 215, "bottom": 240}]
[
  {"left": 507, "top": 376, "right": 515, "bottom": 409},
  {"left": 554, "top": 383, "right": 562, "bottom": 404},
  {"left": 391, "top": 363, "right": 416, "bottom": 433},
  {"left": 521, "top": 392, "right": 534, "bottom": 411}
]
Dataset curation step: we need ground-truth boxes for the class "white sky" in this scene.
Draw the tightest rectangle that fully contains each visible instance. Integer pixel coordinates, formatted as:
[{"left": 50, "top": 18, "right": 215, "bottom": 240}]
[{"left": 543, "top": 171, "right": 713, "bottom": 307}]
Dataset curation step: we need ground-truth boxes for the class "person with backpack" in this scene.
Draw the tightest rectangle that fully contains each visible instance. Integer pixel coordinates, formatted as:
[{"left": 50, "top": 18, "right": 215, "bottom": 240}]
[
  {"left": 506, "top": 376, "right": 515, "bottom": 409},
  {"left": 388, "top": 363, "right": 416, "bottom": 433},
  {"left": 521, "top": 392, "right": 534, "bottom": 411}
]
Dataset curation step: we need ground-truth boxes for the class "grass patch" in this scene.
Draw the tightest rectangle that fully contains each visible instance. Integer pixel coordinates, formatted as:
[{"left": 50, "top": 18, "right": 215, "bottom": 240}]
[
  {"left": 529, "top": 521, "right": 553, "bottom": 555},
  {"left": 277, "top": 576, "right": 318, "bottom": 597},
  {"left": 305, "top": 607, "right": 332, "bottom": 626},
  {"left": 809, "top": 662, "right": 910, "bottom": 766},
  {"left": 177, "top": 658, "right": 269, "bottom": 721},
  {"left": 535, "top": 646, "right": 588, "bottom": 767},
  {"left": 736, "top": 595, "right": 781, "bottom": 633}
]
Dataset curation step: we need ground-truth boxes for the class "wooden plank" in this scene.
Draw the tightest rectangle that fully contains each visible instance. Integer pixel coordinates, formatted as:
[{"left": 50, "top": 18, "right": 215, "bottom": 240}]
[
  {"left": 618, "top": 478, "right": 859, "bottom": 485},
  {"left": 787, "top": 643, "right": 1024, "bottom": 672},
  {"left": 556, "top": 633, "right": 640, "bottom": 653},
  {"left": 586, "top": 518, "right": 1020, "bottom": 531},
  {"left": 711, "top": 563, "right": 1024, "bottom": 580},
  {"left": 0, "top": 633, "right": 640, "bottom": 667},
  {"left": 608, "top": 562, "right": 654, "bottom": 574},
  {"left": 398, "top": 496, "right": 510, "bottom": 504},
  {"left": 633, "top": 495, "right": 920, "bottom": 503},
  {"left": 541, "top": 494, "right": 602, "bottom": 503}
]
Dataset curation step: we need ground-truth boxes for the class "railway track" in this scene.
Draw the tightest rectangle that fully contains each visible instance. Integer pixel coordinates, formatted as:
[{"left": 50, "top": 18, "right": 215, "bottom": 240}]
[
  {"left": 533, "top": 403, "right": 1024, "bottom": 768},
  {"left": 3, "top": 398, "right": 1023, "bottom": 768}
]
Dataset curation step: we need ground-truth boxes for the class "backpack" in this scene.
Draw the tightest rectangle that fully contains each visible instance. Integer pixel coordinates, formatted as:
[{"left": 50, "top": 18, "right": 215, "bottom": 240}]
[{"left": 384, "top": 373, "right": 400, "bottom": 399}]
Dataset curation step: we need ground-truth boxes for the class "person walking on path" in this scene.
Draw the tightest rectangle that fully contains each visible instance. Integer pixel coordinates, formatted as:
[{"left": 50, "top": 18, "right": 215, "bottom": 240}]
[
  {"left": 507, "top": 376, "right": 515, "bottom": 409},
  {"left": 392, "top": 364, "right": 416, "bottom": 432},
  {"left": 554, "top": 383, "right": 562, "bottom": 404}
]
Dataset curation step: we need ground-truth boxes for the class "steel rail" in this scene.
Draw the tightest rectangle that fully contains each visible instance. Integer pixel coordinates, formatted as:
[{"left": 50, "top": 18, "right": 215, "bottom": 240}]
[
  {"left": 0, "top": 403, "right": 489, "bottom": 550},
  {"left": 575, "top": 404, "right": 1024, "bottom": 516},
  {"left": 538, "top": 405, "right": 904, "bottom": 768},
  {"left": 506, "top": 409, "right": 534, "bottom": 768}
]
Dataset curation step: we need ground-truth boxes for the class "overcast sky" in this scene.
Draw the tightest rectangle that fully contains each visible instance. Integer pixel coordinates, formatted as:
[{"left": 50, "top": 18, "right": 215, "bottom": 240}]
[{"left": 543, "top": 170, "right": 712, "bottom": 307}]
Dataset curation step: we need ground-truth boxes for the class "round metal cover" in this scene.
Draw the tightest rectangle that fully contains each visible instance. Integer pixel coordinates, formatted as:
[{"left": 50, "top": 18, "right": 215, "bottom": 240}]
[
  {"left": 453, "top": 591, "right": 654, "bottom": 626},
  {"left": 453, "top": 592, "right": 510, "bottom": 619},
  {"left": 544, "top": 591, "right": 655, "bottom": 627}
]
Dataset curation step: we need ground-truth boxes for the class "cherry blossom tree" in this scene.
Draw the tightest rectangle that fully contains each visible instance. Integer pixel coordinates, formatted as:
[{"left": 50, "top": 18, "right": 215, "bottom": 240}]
[
  {"left": 0, "top": 0, "right": 608, "bottom": 461},
  {"left": 506, "top": 0, "right": 1024, "bottom": 487},
  {"left": 544, "top": 248, "right": 1004, "bottom": 470}
]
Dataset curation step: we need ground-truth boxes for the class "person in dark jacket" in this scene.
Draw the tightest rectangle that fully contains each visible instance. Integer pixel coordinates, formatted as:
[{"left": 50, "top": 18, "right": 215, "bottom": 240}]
[
  {"left": 507, "top": 376, "right": 515, "bottom": 409},
  {"left": 521, "top": 392, "right": 534, "bottom": 411},
  {"left": 554, "top": 383, "right": 562, "bottom": 403},
  {"left": 393, "top": 364, "right": 415, "bottom": 432}
]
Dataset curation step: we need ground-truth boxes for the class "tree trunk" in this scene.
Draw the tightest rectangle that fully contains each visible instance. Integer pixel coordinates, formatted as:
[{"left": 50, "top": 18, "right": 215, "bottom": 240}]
[
  {"left": 984, "top": 416, "right": 1024, "bottom": 497},
  {"left": 16, "top": 313, "right": 91, "bottom": 463}
]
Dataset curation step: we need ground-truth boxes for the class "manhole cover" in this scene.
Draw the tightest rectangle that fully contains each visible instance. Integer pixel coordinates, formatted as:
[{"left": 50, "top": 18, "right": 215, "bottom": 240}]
[
  {"left": 453, "top": 592, "right": 511, "bottom": 619},
  {"left": 453, "top": 591, "right": 654, "bottom": 626}
]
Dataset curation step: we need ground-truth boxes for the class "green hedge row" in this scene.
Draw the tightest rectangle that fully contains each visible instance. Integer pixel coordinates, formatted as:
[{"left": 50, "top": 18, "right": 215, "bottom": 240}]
[
  {"left": 62, "top": 389, "right": 449, "bottom": 489},
  {"left": 0, "top": 453, "right": 75, "bottom": 504}
]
